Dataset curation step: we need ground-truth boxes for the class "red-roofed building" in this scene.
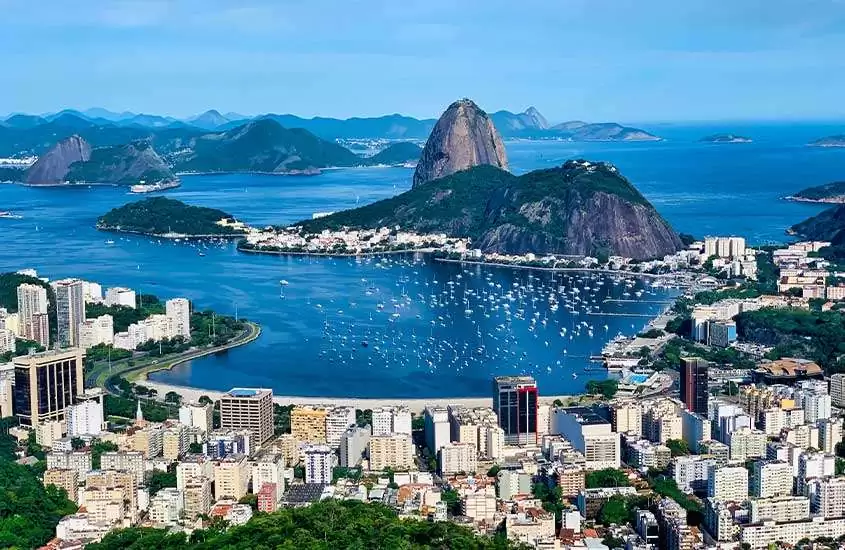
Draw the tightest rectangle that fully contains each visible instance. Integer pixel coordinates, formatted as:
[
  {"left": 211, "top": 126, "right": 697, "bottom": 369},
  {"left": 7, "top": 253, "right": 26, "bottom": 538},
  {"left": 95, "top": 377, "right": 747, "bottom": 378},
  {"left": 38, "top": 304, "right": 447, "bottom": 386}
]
[{"left": 257, "top": 482, "right": 278, "bottom": 512}]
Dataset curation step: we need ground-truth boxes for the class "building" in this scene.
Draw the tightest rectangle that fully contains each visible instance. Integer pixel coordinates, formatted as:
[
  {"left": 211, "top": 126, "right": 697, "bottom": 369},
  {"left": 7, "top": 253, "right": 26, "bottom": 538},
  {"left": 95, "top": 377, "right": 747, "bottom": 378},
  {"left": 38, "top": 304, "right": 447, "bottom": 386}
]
[
  {"left": 219, "top": 388, "right": 273, "bottom": 446},
  {"left": 0, "top": 328, "right": 15, "bottom": 354},
  {"left": 708, "top": 464, "right": 748, "bottom": 502},
  {"left": 750, "top": 460, "right": 793, "bottom": 498},
  {"left": 371, "top": 406, "right": 412, "bottom": 436},
  {"left": 66, "top": 399, "right": 104, "bottom": 436},
  {"left": 557, "top": 465, "right": 585, "bottom": 497},
  {"left": 148, "top": 487, "right": 184, "bottom": 526},
  {"left": 498, "top": 469, "right": 534, "bottom": 500},
  {"left": 291, "top": 405, "right": 328, "bottom": 444},
  {"left": 808, "top": 477, "right": 845, "bottom": 519},
  {"left": 105, "top": 287, "right": 135, "bottom": 308},
  {"left": 183, "top": 478, "right": 213, "bottom": 519},
  {"left": 100, "top": 451, "right": 145, "bottom": 485},
  {"left": 741, "top": 517, "right": 845, "bottom": 549},
  {"left": 53, "top": 278, "right": 86, "bottom": 348},
  {"left": 163, "top": 424, "right": 188, "bottom": 460},
  {"left": 493, "top": 376, "right": 538, "bottom": 445},
  {"left": 673, "top": 455, "right": 717, "bottom": 494},
  {"left": 85, "top": 469, "right": 137, "bottom": 523},
  {"left": 13, "top": 348, "right": 85, "bottom": 426},
  {"left": 831, "top": 374, "right": 845, "bottom": 407},
  {"left": 339, "top": 425, "right": 371, "bottom": 467},
  {"left": 729, "top": 427, "right": 766, "bottom": 461},
  {"left": 252, "top": 454, "right": 286, "bottom": 499},
  {"left": 439, "top": 442, "right": 477, "bottom": 476},
  {"left": 304, "top": 445, "right": 336, "bottom": 484},
  {"left": 804, "top": 392, "right": 832, "bottom": 423},
  {"left": 611, "top": 402, "right": 643, "bottom": 437},
  {"left": 680, "top": 357, "right": 709, "bottom": 415},
  {"left": 17, "top": 283, "right": 49, "bottom": 346},
  {"left": 206, "top": 430, "right": 251, "bottom": 458},
  {"left": 642, "top": 400, "right": 683, "bottom": 444},
  {"left": 214, "top": 455, "right": 250, "bottom": 500},
  {"left": 483, "top": 424, "right": 504, "bottom": 461},
  {"left": 369, "top": 434, "right": 414, "bottom": 471},
  {"left": 551, "top": 407, "right": 620, "bottom": 469},
  {"left": 708, "top": 320, "right": 737, "bottom": 348},
  {"left": 257, "top": 482, "right": 278, "bottom": 512},
  {"left": 47, "top": 450, "right": 92, "bottom": 481},
  {"left": 761, "top": 406, "right": 805, "bottom": 436},
  {"left": 819, "top": 418, "right": 843, "bottom": 455},
  {"left": 681, "top": 410, "right": 711, "bottom": 452},
  {"left": 129, "top": 424, "right": 164, "bottom": 458},
  {"left": 424, "top": 406, "right": 449, "bottom": 454},
  {"left": 325, "top": 406, "right": 356, "bottom": 449},
  {"left": 462, "top": 488, "right": 497, "bottom": 523},
  {"left": 749, "top": 496, "right": 810, "bottom": 523},
  {"left": 78, "top": 315, "right": 114, "bottom": 349},
  {"left": 179, "top": 401, "right": 214, "bottom": 434},
  {"left": 44, "top": 468, "right": 80, "bottom": 503},
  {"left": 637, "top": 510, "right": 660, "bottom": 548},
  {"left": 165, "top": 298, "right": 191, "bottom": 339},
  {"left": 798, "top": 452, "right": 836, "bottom": 495}
]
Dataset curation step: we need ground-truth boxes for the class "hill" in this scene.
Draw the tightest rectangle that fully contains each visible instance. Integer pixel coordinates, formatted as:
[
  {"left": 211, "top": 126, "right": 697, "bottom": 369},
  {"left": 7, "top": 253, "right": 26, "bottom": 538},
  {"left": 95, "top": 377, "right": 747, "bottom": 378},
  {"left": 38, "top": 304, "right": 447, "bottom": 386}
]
[
  {"left": 367, "top": 142, "right": 422, "bottom": 165},
  {"left": 810, "top": 135, "right": 845, "bottom": 147},
  {"left": 299, "top": 160, "right": 682, "bottom": 259},
  {"left": 65, "top": 140, "right": 176, "bottom": 185},
  {"left": 253, "top": 113, "right": 437, "bottom": 139},
  {"left": 26, "top": 135, "right": 92, "bottom": 184},
  {"left": 789, "top": 205, "right": 845, "bottom": 243},
  {"left": 97, "top": 197, "right": 245, "bottom": 236},
  {"left": 700, "top": 133, "right": 753, "bottom": 143},
  {"left": 785, "top": 181, "right": 845, "bottom": 204},
  {"left": 173, "top": 119, "right": 362, "bottom": 174}
]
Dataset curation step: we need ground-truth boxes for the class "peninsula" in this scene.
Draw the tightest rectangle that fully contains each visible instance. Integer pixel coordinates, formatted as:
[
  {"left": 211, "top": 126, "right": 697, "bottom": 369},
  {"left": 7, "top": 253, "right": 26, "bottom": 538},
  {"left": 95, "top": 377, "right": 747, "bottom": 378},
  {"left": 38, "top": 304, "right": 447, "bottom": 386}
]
[
  {"left": 96, "top": 197, "right": 248, "bottom": 238},
  {"left": 784, "top": 181, "right": 845, "bottom": 204}
]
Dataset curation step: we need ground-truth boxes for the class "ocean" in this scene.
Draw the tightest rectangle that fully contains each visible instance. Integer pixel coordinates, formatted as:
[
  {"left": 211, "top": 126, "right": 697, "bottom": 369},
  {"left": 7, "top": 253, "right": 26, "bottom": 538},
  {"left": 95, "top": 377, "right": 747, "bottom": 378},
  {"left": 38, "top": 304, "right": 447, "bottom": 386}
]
[{"left": 0, "top": 121, "right": 842, "bottom": 397}]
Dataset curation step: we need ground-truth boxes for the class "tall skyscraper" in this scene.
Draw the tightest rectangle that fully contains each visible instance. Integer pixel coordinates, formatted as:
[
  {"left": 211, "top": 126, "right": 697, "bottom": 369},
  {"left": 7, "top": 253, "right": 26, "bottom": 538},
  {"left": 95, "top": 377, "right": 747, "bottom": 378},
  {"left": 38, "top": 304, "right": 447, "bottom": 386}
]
[
  {"left": 165, "top": 298, "right": 191, "bottom": 339},
  {"left": 219, "top": 388, "right": 274, "bottom": 445},
  {"left": 681, "top": 357, "right": 709, "bottom": 415},
  {"left": 493, "top": 375, "right": 538, "bottom": 445},
  {"left": 17, "top": 283, "right": 50, "bottom": 346},
  {"left": 53, "top": 279, "right": 86, "bottom": 348},
  {"left": 13, "top": 348, "right": 85, "bottom": 427}
]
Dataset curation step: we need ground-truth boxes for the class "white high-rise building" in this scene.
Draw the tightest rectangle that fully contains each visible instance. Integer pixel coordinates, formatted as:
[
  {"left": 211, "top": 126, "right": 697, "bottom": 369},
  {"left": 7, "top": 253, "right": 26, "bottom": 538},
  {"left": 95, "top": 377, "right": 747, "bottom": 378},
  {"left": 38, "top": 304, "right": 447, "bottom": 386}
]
[
  {"left": 67, "top": 400, "right": 104, "bottom": 437},
  {"left": 552, "top": 407, "right": 620, "bottom": 469},
  {"left": 819, "top": 418, "right": 843, "bottom": 455},
  {"left": 439, "top": 442, "right": 478, "bottom": 476},
  {"left": 708, "top": 465, "right": 749, "bottom": 502},
  {"left": 304, "top": 445, "right": 336, "bottom": 484},
  {"left": 761, "top": 407, "right": 805, "bottom": 436},
  {"left": 165, "top": 298, "right": 191, "bottom": 339},
  {"left": 368, "top": 434, "right": 414, "bottom": 471},
  {"left": 808, "top": 477, "right": 845, "bottom": 519},
  {"left": 252, "top": 454, "right": 286, "bottom": 499},
  {"left": 372, "top": 406, "right": 412, "bottom": 436},
  {"left": 325, "top": 406, "right": 356, "bottom": 449},
  {"left": 78, "top": 315, "right": 114, "bottom": 349},
  {"left": 729, "top": 427, "right": 767, "bottom": 461},
  {"left": 0, "top": 329, "right": 14, "bottom": 354},
  {"left": 798, "top": 452, "right": 837, "bottom": 495},
  {"left": 143, "top": 314, "right": 170, "bottom": 342},
  {"left": 831, "top": 374, "right": 845, "bottom": 408},
  {"left": 484, "top": 425, "right": 504, "bottom": 461},
  {"left": 750, "top": 460, "right": 793, "bottom": 498},
  {"left": 105, "top": 287, "right": 136, "bottom": 308},
  {"left": 53, "top": 278, "right": 86, "bottom": 348},
  {"left": 424, "top": 406, "right": 450, "bottom": 455},
  {"left": 340, "top": 425, "right": 371, "bottom": 467},
  {"left": 674, "top": 455, "right": 718, "bottom": 493},
  {"left": 179, "top": 402, "right": 214, "bottom": 435},
  {"left": 17, "top": 283, "right": 49, "bottom": 346},
  {"left": 81, "top": 281, "right": 102, "bottom": 303},
  {"left": 804, "top": 393, "right": 832, "bottom": 423}
]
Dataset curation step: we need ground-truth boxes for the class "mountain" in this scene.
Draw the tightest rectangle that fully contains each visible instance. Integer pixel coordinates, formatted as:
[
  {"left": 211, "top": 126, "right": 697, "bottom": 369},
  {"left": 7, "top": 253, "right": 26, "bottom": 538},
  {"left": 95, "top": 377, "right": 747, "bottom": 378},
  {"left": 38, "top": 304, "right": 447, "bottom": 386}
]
[
  {"left": 785, "top": 181, "right": 845, "bottom": 204},
  {"left": 564, "top": 122, "right": 659, "bottom": 141},
  {"left": 810, "top": 135, "right": 845, "bottom": 147},
  {"left": 124, "top": 114, "right": 178, "bottom": 128},
  {"left": 299, "top": 160, "right": 682, "bottom": 259},
  {"left": 174, "top": 118, "right": 362, "bottom": 174},
  {"left": 490, "top": 107, "right": 550, "bottom": 135},
  {"left": 412, "top": 99, "right": 508, "bottom": 188},
  {"left": 255, "top": 113, "right": 436, "bottom": 140},
  {"left": 790, "top": 205, "right": 845, "bottom": 243},
  {"left": 188, "top": 110, "right": 230, "bottom": 130},
  {"left": 82, "top": 108, "right": 137, "bottom": 121},
  {"left": 700, "top": 134, "right": 752, "bottom": 143},
  {"left": 26, "top": 135, "right": 92, "bottom": 184},
  {"left": 65, "top": 140, "right": 176, "bottom": 185},
  {"left": 368, "top": 142, "right": 422, "bottom": 165},
  {"left": 3, "top": 114, "right": 48, "bottom": 129}
]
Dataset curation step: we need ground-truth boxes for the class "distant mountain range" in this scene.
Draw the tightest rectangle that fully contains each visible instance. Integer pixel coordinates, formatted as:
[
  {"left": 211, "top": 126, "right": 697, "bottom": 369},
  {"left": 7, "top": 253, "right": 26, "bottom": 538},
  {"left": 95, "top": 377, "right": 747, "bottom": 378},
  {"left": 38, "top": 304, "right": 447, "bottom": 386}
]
[{"left": 1, "top": 106, "right": 662, "bottom": 145}]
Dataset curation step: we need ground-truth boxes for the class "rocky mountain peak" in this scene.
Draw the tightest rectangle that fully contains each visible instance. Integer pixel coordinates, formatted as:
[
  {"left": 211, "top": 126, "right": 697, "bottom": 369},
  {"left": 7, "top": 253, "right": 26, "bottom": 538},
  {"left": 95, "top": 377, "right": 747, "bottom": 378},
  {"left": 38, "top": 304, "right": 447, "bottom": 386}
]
[
  {"left": 523, "top": 107, "right": 549, "bottom": 130},
  {"left": 412, "top": 99, "right": 508, "bottom": 188},
  {"left": 26, "top": 135, "right": 92, "bottom": 184}
]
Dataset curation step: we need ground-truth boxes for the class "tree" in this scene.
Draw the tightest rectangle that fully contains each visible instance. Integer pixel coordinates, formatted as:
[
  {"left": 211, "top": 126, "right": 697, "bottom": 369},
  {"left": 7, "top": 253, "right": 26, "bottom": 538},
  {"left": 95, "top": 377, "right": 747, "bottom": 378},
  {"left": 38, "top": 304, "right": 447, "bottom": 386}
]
[
  {"left": 238, "top": 493, "right": 258, "bottom": 511},
  {"left": 188, "top": 442, "right": 203, "bottom": 454},
  {"left": 198, "top": 395, "right": 213, "bottom": 406},
  {"left": 666, "top": 439, "right": 690, "bottom": 457},
  {"left": 599, "top": 495, "right": 628, "bottom": 526},
  {"left": 440, "top": 489, "right": 461, "bottom": 516},
  {"left": 91, "top": 440, "right": 119, "bottom": 469},
  {"left": 148, "top": 464, "right": 177, "bottom": 497},
  {"left": 487, "top": 465, "right": 501, "bottom": 478},
  {"left": 552, "top": 399, "right": 563, "bottom": 407},
  {"left": 586, "top": 468, "right": 630, "bottom": 489},
  {"left": 355, "top": 409, "right": 372, "bottom": 428},
  {"left": 164, "top": 391, "right": 182, "bottom": 405}
]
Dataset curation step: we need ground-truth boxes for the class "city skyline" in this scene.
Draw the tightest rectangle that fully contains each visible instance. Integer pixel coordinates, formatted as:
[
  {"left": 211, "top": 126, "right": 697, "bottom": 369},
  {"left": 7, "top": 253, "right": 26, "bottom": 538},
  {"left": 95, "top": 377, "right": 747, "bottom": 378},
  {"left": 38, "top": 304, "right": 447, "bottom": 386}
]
[{"left": 2, "top": 0, "right": 845, "bottom": 122}]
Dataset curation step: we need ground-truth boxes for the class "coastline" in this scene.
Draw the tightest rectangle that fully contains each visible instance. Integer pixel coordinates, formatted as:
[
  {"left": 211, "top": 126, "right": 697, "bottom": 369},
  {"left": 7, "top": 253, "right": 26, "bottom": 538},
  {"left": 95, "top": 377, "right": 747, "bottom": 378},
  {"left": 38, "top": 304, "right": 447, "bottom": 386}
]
[
  {"left": 237, "top": 245, "right": 436, "bottom": 257},
  {"left": 96, "top": 225, "right": 247, "bottom": 240},
  {"left": 783, "top": 195, "right": 845, "bottom": 205}
]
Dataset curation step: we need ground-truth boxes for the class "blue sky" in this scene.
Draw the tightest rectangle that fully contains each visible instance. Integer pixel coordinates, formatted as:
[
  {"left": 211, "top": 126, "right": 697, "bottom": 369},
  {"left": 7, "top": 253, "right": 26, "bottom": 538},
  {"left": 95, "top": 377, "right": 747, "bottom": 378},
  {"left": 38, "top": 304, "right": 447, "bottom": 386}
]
[{"left": 1, "top": 0, "right": 844, "bottom": 122}]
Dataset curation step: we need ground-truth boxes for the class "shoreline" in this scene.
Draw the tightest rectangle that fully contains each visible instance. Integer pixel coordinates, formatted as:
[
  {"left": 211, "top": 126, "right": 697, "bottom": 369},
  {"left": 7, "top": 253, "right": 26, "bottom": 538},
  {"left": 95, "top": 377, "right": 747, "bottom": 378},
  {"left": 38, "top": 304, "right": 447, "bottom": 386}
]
[
  {"left": 783, "top": 195, "right": 845, "bottom": 205},
  {"left": 237, "top": 245, "right": 435, "bottom": 257},
  {"left": 97, "top": 225, "right": 247, "bottom": 240}
]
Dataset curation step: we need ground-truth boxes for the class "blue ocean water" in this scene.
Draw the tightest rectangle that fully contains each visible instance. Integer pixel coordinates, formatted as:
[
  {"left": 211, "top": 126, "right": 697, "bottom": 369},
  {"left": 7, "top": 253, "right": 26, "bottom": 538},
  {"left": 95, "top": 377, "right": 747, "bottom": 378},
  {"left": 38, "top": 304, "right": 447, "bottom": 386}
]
[{"left": 0, "top": 122, "right": 842, "bottom": 397}]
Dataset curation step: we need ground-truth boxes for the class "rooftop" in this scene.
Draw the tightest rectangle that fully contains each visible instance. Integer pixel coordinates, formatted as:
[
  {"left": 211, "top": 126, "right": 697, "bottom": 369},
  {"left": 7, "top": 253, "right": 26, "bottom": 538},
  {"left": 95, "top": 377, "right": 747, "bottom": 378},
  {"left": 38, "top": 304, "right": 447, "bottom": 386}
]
[
  {"left": 225, "top": 387, "right": 271, "bottom": 398},
  {"left": 559, "top": 406, "right": 609, "bottom": 426}
]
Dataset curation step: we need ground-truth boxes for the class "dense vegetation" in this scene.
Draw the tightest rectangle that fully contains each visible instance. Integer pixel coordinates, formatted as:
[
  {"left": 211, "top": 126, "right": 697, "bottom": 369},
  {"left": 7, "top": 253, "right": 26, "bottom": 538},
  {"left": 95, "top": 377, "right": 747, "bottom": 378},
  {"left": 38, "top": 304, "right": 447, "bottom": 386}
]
[
  {"left": 0, "top": 167, "right": 26, "bottom": 182},
  {"left": 368, "top": 142, "right": 422, "bottom": 165},
  {"left": 790, "top": 204, "right": 845, "bottom": 243},
  {"left": 86, "top": 499, "right": 525, "bottom": 549},
  {"left": 65, "top": 140, "right": 176, "bottom": 184},
  {"left": 0, "top": 446, "right": 78, "bottom": 548},
  {"left": 585, "top": 379, "right": 618, "bottom": 398},
  {"left": 86, "top": 293, "right": 165, "bottom": 332},
  {"left": 97, "top": 197, "right": 244, "bottom": 236},
  {"left": 790, "top": 181, "right": 845, "bottom": 202},
  {"left": 585, "top": 468, "right": 630, "bottom": 488}
]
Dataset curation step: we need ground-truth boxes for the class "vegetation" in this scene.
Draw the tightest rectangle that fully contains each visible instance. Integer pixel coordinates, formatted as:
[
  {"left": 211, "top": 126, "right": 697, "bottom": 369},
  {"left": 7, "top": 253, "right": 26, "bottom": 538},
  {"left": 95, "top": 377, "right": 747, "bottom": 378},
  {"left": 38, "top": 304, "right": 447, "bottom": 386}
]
[
  {"left": 87, "top": 499, "right": 524, "bottom": 549},
  {"left": 98, "top": 197, "right": 245, "bottom": 236},
  {"left": 273, "top": 404, "right": 293, "bottom": 435},
  {"left": 585, "top": 468, "right": 630, "bottom": 489},
  {"left": 65, "top": 140, "right": 175, "bottom": 184},
  {"left": 368, "top": 142, "right": 422, "bottom": 165},
  {"left": 666, "top": 439, "right": 691, "bottom": 457},
  {"left": 585, "top": 379, "right": 618, "bottom": 399},
  {"left": 651, "top": 337, "right": 755, "bottom": 371},
  {"left": 148, "top": 464, "right": 177, "bottom": 497},
  {"left": 648, "top": 474, "right": 702, "bottom": 513},
  {"left": 531, "top": 482, "right": 564, "bottom": 523},
  {"left": 104, "top": 393, "right": 174, "bottom": 423},
  {"left": 790, "top": 181, "right": 845, "bottom": 202},
  {"left": 598, "top": 495, "right": 629, "bottom": 526},
  {"left": 0, "top": 455, "right": 78, "bottom": 548},
  {"left": 91, "top": 440, "right": 119, "bottom": 469}
]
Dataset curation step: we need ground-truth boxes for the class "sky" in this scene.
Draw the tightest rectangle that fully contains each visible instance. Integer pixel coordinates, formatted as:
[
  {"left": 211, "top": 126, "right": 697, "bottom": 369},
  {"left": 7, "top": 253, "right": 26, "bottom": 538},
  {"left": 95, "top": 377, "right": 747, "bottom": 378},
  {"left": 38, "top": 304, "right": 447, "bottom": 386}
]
[{"left": 1, "top": 0, "right": 845, "bottom": 123}]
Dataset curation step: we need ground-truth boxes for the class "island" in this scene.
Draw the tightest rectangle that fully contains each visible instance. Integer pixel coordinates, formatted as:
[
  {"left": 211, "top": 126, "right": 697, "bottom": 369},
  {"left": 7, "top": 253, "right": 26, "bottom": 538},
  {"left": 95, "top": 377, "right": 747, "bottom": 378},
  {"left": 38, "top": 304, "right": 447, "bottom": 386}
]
[
  {"left": 96, "top": 197, "right": 249, "bottom": 238},
  {"left": 700, "top": 133, "right": 752, "bottom": 143},
  {"left": 809, "top": 135, "right": 845, "bottom": 147},
  {"left": 784, "top": 181, "right": 845, "bottom": 204}
]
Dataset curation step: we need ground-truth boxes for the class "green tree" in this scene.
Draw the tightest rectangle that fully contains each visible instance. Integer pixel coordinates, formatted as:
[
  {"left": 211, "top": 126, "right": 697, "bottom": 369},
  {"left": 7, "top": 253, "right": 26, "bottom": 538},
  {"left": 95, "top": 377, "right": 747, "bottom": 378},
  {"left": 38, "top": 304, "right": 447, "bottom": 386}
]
[
  {"left": 586, "top": 468, "right": 630, "bottom": 489},
  {"left": 666, "top": 439, "right": 691, "bottom": 457},
  {"left": 441, "top": 488, "right": 462, "bottom": 516},
  {"left": 487, "top": 465, "right": 501, "bottom": 478},
  {"left": 238, "top": 493, "right": 258, "bottom": 511},
  {"left": 91, "top": 440, "right": 119, "bottom": 469},
  {"left": 148, "top": 465, "right": 177, "bottom": 497},
  {"left": 599, "top": 495, "right": 628, "bottom": 526},
  {"left": 188, "top": 442, "right": 204, "bottom": 454}
]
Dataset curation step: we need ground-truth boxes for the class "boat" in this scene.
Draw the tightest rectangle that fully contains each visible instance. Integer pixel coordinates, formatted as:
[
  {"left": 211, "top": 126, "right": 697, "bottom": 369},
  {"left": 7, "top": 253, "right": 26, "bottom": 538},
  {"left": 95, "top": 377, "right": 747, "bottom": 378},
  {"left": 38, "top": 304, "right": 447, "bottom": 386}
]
[
  {"left": 105, "top": 240, "right": 115, "bottom": 245},
  {"left": 0, "top": 211, "right": 22, "bottom": 219}
]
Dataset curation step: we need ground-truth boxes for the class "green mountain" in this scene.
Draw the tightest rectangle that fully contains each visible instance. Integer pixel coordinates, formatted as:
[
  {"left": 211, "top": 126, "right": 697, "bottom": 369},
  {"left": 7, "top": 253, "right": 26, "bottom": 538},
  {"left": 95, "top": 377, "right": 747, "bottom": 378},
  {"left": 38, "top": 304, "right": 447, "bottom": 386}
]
[
  {"left": 97, "top": 197, "right": 244, "bottom": 236},
  {"left": 299, "top": 160, "right": 682, "bottom": 259},
  {"left": 810, "top": 135, "right": 845, "bottom": 147},
  {"left": 786, "top": 181, "right": 845, "bottom": 204},
  {"left": 790, "top": 204, "right": 845, "bottom": 242},
  {"left": 173, "top": 119, "right": 363, "bottom": 174},
  {"left": 66, "top": 140, "right": 176, "bottom": 185},
  {"left": 368, "top": 142, "right": 422, "bottom": 165}
]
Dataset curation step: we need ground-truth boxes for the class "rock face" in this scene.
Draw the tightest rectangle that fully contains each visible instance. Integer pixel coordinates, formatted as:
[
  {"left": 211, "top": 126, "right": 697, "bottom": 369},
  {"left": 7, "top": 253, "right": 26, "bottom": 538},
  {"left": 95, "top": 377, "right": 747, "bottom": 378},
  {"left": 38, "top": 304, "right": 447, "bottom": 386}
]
[
  {"left": 412, "top": 99, "right": 508, "bottom": 188},
  {"left": 26, "top": 135, "right": 92, "bottom": 184},
  {"left": 301, "top": 160, "right": 683, "bottom": 260},
  {"left": 64, "top": 140, "right": 176, "bottom": 185}
]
